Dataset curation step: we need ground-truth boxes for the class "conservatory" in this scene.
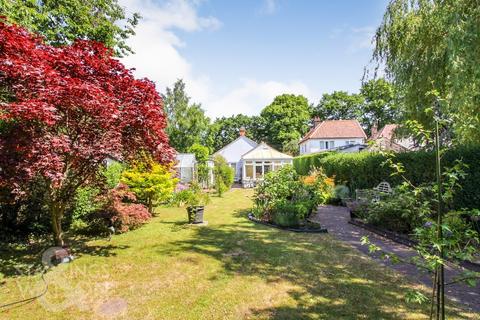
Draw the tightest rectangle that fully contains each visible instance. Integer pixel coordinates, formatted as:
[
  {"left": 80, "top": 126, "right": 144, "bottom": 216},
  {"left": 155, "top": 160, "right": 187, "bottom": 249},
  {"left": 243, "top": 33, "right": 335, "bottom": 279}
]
[{"left": 241, "top": 142, "right": 293, "bottom": 187}]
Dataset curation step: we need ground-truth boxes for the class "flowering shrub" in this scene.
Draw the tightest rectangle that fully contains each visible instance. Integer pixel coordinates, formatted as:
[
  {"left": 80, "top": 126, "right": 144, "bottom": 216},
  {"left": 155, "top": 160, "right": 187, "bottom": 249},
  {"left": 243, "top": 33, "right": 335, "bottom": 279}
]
[{"left": 253, "top": 165, "right": 333, "bottom": 226}]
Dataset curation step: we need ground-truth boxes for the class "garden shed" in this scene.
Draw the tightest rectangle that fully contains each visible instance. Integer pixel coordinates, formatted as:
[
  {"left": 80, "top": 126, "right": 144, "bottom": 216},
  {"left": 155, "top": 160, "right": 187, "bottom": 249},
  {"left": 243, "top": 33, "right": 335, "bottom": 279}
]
[
  {"left": 175, "top": 153, "right": 196, "bottom": 183},
  {"left": 241, "top": 142, "right": 293, "bottom": 187}
]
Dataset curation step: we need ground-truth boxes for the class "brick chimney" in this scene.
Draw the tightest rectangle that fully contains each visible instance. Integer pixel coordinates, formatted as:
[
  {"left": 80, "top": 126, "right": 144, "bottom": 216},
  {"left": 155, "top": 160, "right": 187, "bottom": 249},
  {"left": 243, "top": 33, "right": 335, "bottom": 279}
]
[
  {"left": 313, "top": 116, "right": 322, "bottom": 128},
  {"left": 371, "top": 122, "right": 378, "bottom": 138},
  {"left": 239, "top": 126, "right": 246, "bottom": 136}
]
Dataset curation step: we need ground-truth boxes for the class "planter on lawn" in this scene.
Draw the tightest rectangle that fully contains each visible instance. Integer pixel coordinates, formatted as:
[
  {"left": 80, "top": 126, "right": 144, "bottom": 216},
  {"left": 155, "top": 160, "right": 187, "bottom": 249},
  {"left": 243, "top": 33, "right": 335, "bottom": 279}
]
[{"left": 187, "top": 206, "right": 204, "bottom": 224}]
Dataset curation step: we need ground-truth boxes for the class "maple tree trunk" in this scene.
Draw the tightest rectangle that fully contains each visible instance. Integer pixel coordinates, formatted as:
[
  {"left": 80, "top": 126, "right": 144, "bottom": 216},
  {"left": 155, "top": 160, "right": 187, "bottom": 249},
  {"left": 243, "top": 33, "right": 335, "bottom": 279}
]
[{"left": 50, "top": 204, "right": 65, "bottom": 246}]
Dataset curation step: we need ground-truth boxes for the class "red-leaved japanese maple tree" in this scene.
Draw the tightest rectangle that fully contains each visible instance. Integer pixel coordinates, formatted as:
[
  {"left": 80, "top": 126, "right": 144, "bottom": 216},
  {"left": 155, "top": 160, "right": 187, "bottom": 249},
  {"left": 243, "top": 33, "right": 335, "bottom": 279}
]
[{"left": 0, "top": 20, "right": 175, "bottom": 245}]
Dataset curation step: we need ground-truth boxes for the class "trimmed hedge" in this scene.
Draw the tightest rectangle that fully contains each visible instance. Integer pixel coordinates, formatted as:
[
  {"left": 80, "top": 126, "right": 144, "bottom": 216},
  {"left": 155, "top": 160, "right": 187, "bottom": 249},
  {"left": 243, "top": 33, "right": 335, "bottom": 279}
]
[
  {"left": 293, "top": 146, "right": 480, "bottom": 210},
  {"left": 293, "top": 152, "right": 335, "bottom": 175}
]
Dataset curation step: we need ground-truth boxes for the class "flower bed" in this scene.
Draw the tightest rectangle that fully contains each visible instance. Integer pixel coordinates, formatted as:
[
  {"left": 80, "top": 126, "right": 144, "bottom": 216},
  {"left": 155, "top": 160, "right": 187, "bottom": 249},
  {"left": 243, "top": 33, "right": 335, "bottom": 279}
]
[{"left": 252, "top": 165, "right": 332, "bottom": 229}]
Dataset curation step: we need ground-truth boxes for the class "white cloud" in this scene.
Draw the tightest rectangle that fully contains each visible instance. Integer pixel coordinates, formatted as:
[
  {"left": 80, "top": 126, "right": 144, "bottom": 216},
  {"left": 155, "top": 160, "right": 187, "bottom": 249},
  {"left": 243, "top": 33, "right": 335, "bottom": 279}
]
[
  {"left": 349, "top": 26, "right": 375, "bottom": 52},
  {"left": 259, "top": 0, "right": 277, "bottom": 15},
  {"left": 207, "top": 79, "right": 312, "bottom": 118},
  {"left": 329, "top": 25, "right": 376, "bottom": 52},
  {"left": 120, "top": 0, "right": 312, "bottom": 120}
]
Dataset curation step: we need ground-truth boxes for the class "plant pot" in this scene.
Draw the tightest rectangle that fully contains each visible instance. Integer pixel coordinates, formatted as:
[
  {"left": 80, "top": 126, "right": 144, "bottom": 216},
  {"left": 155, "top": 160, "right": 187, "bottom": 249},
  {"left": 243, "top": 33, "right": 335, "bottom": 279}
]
[{"left": 187, "top": 206, "right": 204, "bottom": 224}]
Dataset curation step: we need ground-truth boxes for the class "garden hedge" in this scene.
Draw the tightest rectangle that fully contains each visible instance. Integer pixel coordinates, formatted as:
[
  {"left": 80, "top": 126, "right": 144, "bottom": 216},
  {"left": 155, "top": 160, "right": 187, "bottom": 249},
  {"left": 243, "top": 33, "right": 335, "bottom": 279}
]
[{"left": 293, "top": 146, "right": 480, "bottom": 210}]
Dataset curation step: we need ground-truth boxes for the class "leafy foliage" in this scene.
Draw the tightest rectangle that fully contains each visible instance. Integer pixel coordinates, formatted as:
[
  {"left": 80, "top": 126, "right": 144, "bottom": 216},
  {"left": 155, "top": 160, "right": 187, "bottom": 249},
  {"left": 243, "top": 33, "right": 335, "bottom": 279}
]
[
  {"left": 163, "top": 79, "right": 210, "bottom": 152},
  {"left": 187, "top": 143, "right": 211, "bottom": 187},
  {"left": 260, "top": 94, "right": 312, "bottom": 151},
  {"left": 372, "top": 0, "right": 480, "bottom": 144},
  {"left": 206, "top": 114, "right": 265, "bottom": 152},
  {"left": 121, "top": 158, "right": 178, "bottom": 213},
  {"left": 172, "top": 182, "right": 210, "bottom": 208},
  {"left": 253, "top": 165, "right": 332, "bottom": 227},
  {"left": 213, "top": 155, "right": 234, "bottom": 197},
  {"left": 101, "top": 162, "right": 125, "bottom": 189},
  {"left": 0, "top": 0, "right": 140, "bottom": 56},
  {"left": 314, "top": 91, "right": 364, "bottom": 121},
  {"left": 0, "top": 21, "right": 173, "bottom": 245},
  {"left": 293, "top": 146, "right": 480, "bottom": 210},
  {"left": 101, "top": 183, "right": 151, "bottom": 233}
]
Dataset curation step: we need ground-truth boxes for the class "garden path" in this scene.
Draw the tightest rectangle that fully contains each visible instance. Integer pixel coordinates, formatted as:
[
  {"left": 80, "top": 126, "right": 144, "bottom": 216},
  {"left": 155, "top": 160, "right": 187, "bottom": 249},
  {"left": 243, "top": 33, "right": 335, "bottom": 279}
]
[{"left": 311, "top": 205, "right": 480, "bottom": 313}]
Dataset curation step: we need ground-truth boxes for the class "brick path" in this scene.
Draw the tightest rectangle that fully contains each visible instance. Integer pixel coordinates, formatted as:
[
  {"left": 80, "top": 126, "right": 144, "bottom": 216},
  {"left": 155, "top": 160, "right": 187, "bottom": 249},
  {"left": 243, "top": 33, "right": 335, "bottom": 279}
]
[{"left": 310, "top": 205, "right": 480, "bottom": 313}]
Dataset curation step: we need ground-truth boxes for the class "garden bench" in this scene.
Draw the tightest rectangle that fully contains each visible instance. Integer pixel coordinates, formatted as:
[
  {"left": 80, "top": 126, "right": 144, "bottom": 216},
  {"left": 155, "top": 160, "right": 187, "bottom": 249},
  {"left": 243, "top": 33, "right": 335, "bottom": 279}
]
[{"left": 355, "top": 182, "right": 393, "bottom": 203}]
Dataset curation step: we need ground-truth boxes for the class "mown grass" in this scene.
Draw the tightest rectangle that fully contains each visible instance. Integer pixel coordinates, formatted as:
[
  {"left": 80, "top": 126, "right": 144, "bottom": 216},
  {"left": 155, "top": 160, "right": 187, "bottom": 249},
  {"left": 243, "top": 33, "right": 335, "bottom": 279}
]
[{"left": 0, "top": 188, "right": 476, "bottom": 319}]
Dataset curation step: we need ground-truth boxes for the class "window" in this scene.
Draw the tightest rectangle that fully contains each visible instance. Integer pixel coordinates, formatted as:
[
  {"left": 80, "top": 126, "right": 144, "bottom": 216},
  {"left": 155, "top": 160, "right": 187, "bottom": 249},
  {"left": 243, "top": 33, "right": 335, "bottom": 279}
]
[
  {"left": 329, "top": 141, "right": 335, "bottom": 149},
  {"left": 245, "top": 164, "right": 254, "bottom": 178},
  {"left": 263, "top": 162, "right": 272, "bottom": 175},
  {"left": 320, "top": 141, "right": 326, "bottom": 149},
  {"left": 346, "top": 140, "right": 355, "bottom": 145},
  {"left": 255, "top": 164, "right": 263, "bottom": 178}
]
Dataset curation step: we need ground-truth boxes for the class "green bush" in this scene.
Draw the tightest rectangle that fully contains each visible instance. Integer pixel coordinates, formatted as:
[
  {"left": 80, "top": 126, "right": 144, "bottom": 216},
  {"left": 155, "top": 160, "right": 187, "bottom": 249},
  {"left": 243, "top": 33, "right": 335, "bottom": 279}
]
[
  {"left": 71, "top": 187, "right": 103, "bottom": 232},
  {"left": 293, "top": 151, "right": 335, "bottom": 175},
  {"left": 293, "top": 145, "right": 480, "bottom": 210},
  {"left": 253, "top": 165, "right": 331, "bottom": 226},
  {"left": 213, "top": 155, "right": 234, "bottom": 197},
  {"left": 359, "top": 185, "right": 432, "bottom": 234}
]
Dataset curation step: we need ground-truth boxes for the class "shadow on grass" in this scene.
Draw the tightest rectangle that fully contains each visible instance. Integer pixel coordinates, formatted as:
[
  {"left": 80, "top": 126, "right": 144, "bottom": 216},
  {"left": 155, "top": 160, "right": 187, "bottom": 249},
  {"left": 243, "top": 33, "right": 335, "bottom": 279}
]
[
  {"left": 0, "top": 236, "right": 129, "bottom": 278},
  {"left": 155, "top": 209, "right": 468, "bottom": 319}
]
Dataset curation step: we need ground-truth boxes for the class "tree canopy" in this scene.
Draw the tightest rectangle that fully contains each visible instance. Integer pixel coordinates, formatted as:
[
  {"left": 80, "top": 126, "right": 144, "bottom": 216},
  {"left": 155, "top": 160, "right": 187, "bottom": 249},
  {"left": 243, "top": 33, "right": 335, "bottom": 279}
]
[
  {"left": 373, "top": 0, "right": 480, "bottom": 144},
  {"left": 163, "top": 79, "right": 210, "bottom": 153},
  {"left": 0, "top": 21, "right": 173, "bottom": 244},
  {"left": 0, "top": 0, "right": 139, "bottom": 56},
  {"left": 206, "top": 114, "right": 264, "bottom": 152},
  {"left": 260, "top": 94, "right": 312, "bottom": 151},
  {"left": 314, "top": 91, "right": 364, "bottom": 121}
]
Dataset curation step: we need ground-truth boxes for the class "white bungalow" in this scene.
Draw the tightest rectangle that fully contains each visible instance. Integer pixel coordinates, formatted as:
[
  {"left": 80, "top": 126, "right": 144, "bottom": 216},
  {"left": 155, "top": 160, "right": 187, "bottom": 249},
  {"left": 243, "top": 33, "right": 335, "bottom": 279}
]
[
  {"left": 241, "top": 142, "right": 293, "bottom": 187},
  {"left": 213, "top": 127, "right": 258, "bottom": 182}
]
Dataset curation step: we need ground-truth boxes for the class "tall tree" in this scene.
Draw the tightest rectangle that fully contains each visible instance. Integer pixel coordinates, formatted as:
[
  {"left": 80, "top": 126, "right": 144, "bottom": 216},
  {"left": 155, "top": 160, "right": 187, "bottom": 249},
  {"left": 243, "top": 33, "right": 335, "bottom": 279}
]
[
  {"left": 0, "top": 0, "right": 139, "bottom": 56},
  {"left": 373, "top": 0, "right": 480, "bottom": 144},
  {"left": 0, "top": 21, "right": 174, "bottom": 245},
  {"left": 360, "top": 78, "right": 399, "bottom": 135},
  {"left": 163, "top": 79, "right": 210, "bottom": 153},
  {"left": 314, "top": 91, "right": 364, "bottom": 121},
  {"left": 260, "top": 94, "right": 312, "bottom": 151}
]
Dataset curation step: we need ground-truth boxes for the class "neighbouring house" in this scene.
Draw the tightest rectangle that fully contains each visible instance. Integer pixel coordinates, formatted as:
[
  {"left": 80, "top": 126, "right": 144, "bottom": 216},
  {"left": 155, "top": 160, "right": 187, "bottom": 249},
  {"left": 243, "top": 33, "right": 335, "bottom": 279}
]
[
  {"left": 368, "top": 124, "right": 415, "bottom": 152},
  {"left": 241, "top": 142, "right": 293, "bottom": 187},
  {"left": 299, "top": 118, "right": 367, "bottom": 155},
  {"left": 175, "top": 153, "right": 196, "bottom": 183},
  {"left": 213, "top": 127, "right": 258, "bottom": 182}
]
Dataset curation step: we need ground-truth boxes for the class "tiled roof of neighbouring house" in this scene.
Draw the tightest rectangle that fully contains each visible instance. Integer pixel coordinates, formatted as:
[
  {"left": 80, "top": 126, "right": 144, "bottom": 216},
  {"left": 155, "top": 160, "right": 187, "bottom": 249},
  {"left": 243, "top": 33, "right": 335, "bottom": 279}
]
[
  {"left": 370, "top": 124, "right": 398, "bottom": 141},
  {"left": 299, "top": 119, "right": 367, "bottom": 143}
]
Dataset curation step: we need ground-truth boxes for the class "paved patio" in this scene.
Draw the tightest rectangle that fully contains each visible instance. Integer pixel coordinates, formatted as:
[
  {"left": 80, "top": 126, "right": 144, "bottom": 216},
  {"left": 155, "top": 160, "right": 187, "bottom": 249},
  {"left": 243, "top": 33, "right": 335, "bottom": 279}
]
[{"left": 310, "top": 205, "right": 480, "bottom": 313}]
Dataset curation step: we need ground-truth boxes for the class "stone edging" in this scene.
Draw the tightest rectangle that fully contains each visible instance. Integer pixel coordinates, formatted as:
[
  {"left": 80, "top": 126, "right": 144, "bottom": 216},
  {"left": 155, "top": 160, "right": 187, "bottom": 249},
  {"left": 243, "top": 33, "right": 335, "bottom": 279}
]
[{"left": 247, "top": 213, "right": 328, "bottom": 233}]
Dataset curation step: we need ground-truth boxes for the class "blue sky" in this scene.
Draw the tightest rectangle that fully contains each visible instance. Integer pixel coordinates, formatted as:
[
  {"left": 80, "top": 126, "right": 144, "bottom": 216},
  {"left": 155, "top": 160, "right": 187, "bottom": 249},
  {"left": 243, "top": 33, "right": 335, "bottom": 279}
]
[{"left": 121, "top": 0, "right": 388, "bottom": 118}]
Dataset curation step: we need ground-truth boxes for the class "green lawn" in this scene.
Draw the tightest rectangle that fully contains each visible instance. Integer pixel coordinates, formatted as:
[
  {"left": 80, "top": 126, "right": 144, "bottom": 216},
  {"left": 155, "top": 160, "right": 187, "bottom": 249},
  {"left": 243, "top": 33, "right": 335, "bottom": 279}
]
[{"left": 0, "top": 189, "right": 476, "bottom": 319}]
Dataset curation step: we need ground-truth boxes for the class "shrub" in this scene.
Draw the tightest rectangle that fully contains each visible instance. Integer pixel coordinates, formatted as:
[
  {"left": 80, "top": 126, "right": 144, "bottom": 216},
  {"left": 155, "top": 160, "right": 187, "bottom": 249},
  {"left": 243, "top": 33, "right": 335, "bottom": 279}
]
[
  {"left": 253, "top": 165, "right": 333, "bottom": 226},
  {"left": 172, "top": 182, "right": 210, "bottom": 207},
  {"left": 359, "top": 185, "right": 432, "bottom": 234},
  {"left": 293, "top": 145, "right": 480, "bottom": 210},
  {"left": 213, "top": 155, "right": 234, "bottom": 197},
  {"left": 121, "top": 158, "right": 178, "bottom": 213},
  {"left": 70, "top": 187, "right": 103, "bottom": 233},
  {"left": 101, "top": 162, "right": 125, "bottom": 189},
  {"left": 293, "top": 151, "right": 335, "bottom": 175},
  {"left": 102, "top": 184, "right": 152, "bottom": 233}
]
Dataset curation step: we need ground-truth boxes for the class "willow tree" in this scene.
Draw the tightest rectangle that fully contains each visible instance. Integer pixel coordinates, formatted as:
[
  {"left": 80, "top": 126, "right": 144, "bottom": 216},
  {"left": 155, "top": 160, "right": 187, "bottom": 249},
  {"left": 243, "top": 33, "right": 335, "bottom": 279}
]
[{"left": 372, "top": 0, "right": 480, "bottom": 144}]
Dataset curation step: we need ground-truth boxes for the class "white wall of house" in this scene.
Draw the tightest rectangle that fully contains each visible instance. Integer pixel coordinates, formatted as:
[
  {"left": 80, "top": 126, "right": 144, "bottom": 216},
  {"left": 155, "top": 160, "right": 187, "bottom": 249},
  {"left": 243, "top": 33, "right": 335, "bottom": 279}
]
[
  {"left": 214, "top": 137, "right": 257, "bottom": 181},
  {"left": 299, "top": 138, "right": 364, "bottom": 155}
]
